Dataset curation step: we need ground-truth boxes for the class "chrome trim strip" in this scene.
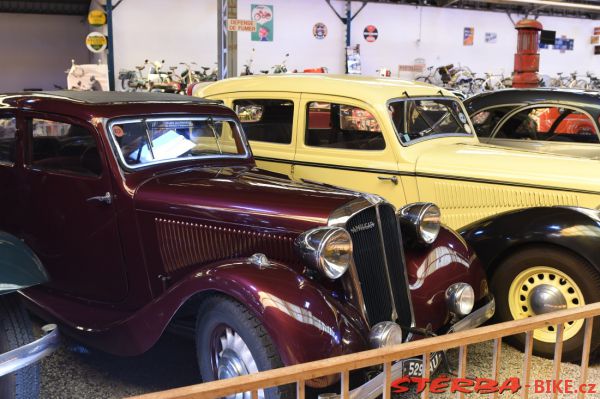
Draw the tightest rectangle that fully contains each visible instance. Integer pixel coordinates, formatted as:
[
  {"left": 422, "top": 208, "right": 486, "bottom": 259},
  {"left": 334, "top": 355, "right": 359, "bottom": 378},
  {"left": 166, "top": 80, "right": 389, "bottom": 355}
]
[
  {"left": 375, "top": 204, "right": 399, "bottom": 321},
  {"left": 328, "top": 197, "right": 374, "bottom": 327},
  {"left": 0, "top": 324, "right": 59, "bottom": 377},
  {"left": 448, "top": 295, "right": 495, "bottom": 333},
  {"left": 393, "top": 210, "right": 416, "bottom": 331},
  {"left": 328, "top": 196, "right": 385, "bottom": 228}
]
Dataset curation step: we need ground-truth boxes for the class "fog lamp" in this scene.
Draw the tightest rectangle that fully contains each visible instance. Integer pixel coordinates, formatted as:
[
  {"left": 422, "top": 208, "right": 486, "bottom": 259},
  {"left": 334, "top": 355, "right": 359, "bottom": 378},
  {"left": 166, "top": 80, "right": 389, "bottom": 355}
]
[
  {"left": 445, "top": 282, "right": 475, "bottom": 317},
  {"left": 369, "top": 321, "right": 403, "bottom": 348}
]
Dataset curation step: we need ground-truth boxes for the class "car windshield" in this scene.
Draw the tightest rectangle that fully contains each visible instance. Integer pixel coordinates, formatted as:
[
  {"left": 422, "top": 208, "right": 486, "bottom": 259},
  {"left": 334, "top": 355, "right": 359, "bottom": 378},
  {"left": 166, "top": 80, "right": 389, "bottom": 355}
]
[
  {"left": 108, "top": 117, "right": 247, "bottom": 168},
  {"left": 388, "top": 98, "right": 472, "bottom": 144}
]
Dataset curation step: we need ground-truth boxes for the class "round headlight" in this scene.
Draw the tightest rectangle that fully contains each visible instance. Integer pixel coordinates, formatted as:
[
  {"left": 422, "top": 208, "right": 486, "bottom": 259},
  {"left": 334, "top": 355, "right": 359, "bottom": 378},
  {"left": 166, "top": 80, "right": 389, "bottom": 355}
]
[
  {"left": 369, "top": 321, "right": 403, "bottom": 348},
  {"left": 295, "top": 227, "right": 353, "bottom": 279},
  {"left": 445, "top": 283, "right": 475, "bottom": 317},
  {"left": 398, "top": 202, "right": 441, "bottom": 245}
]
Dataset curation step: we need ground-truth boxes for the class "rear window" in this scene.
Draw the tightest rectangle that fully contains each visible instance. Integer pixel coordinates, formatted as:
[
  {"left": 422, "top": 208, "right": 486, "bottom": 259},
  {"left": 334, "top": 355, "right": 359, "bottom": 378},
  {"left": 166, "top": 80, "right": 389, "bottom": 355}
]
[
  {"left": 305, "top": 101, "right": 385, "bottom": 150},
  {"left": 233, "top": 99, "right": 293, "bottom": 144}
]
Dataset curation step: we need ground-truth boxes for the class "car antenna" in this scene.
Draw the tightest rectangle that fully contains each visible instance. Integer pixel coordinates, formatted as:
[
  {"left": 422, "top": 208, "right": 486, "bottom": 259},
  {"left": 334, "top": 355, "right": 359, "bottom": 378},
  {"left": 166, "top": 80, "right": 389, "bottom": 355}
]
[
  {"left": 437, "top": 89, "right": 445, "bottom": 96},
  {"left": 402, "top": 91, "right": 411, "bottom": 98}
]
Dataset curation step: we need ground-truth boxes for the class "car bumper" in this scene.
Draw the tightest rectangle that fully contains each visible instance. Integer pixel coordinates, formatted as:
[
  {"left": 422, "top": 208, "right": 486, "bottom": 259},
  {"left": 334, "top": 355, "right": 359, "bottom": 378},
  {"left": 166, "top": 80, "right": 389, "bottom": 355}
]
[
  {"left": 323, "top": 295, "right": 495, "bottom": 399},
  {"left": 0, "top": 324, "right": 59, "bottom": 377}
]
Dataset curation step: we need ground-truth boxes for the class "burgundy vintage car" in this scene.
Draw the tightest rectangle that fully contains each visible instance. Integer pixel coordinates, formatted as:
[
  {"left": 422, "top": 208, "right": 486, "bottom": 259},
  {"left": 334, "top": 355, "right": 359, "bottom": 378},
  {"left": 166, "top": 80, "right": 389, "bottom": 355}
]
[{"left": 0, "top": 92, "right": 493, "bottom": 398}]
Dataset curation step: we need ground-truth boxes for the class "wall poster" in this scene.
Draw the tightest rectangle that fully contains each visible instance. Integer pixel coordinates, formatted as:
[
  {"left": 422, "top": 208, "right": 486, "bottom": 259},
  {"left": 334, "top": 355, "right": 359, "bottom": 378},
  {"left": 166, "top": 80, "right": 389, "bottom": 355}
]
[
  {"left": 463, "top": 27, "right": 474, "bottom": 46},
  {"left": 251, "top": 5, "right": 274, "bottom": 42},
  {"left": 346, "top": 44, "right": 361, "bottom": 75},
  {"left": 485, "top": 32, "right": 497, "bottom": 43}
]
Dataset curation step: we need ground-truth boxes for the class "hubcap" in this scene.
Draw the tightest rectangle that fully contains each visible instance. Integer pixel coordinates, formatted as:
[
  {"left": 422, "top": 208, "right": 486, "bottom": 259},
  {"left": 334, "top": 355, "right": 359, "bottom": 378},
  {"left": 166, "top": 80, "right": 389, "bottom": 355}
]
[
  {"left": 529, "top": 284, "right": 567, "bottom": 315},
  {"left": 211, "top": 325, "right": 264, "bottom": 399},
  {"left": 508, "top": 266, "right": 585, "bottom": 343}
]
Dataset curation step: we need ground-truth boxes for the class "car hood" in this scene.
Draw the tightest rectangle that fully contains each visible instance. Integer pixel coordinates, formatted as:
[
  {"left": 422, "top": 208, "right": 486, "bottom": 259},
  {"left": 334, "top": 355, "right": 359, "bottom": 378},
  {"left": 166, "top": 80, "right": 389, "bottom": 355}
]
[
  {"left": 415, "top": 142, "right": 600, "bottom": 194},
  {"left": 134, "top": 166, "right": 361, "bottom": 233}
]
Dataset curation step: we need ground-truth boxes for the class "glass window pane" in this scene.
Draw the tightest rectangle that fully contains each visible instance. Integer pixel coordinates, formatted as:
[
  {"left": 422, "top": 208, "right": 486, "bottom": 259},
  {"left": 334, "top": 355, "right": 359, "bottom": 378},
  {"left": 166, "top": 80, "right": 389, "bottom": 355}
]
[
  {"left": 305, "top": 102, "right": 385, "bottom": 150},
  {"left": 497, "top": 107, "right": 599, "bottom": 143},
  {"left": 233, "top": 99, "right": 293, "bottom": 144},
  {"left": 0, "top": 117, "right": 16, "bottom": 163},
  {"left": 388, "top": 98, "right": 471, "bottom": 144},
  {"left": 31, "top": 119, "right": 102, "bottom": 176}
]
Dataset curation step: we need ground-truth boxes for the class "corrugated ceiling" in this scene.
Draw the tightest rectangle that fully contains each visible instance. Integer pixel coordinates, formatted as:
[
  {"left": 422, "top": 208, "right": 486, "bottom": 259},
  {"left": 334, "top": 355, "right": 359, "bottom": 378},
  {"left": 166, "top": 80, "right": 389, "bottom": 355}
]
[{"left": 0, "top": 0, "right": 91, "bottom": 15}]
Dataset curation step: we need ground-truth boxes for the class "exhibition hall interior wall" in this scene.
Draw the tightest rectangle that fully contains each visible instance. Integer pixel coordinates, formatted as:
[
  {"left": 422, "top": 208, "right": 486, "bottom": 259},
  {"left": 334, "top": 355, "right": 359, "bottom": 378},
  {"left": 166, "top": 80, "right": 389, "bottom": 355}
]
[
  {"left": 2, "top": 0, "right": 600, "bottom": 91},
  {"left": 0, "top": 13, "right": 88, "bottom": 92},
  {"left": 108, "top": 0, "right": 600, "bottom": 82}
]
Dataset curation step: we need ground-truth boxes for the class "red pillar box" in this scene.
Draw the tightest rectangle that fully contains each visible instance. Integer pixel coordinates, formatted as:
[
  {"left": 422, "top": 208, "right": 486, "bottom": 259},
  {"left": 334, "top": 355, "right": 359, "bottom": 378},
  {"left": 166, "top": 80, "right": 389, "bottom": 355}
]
[{"left": 513, "top": 19, "right": 543, "bottom": 88}]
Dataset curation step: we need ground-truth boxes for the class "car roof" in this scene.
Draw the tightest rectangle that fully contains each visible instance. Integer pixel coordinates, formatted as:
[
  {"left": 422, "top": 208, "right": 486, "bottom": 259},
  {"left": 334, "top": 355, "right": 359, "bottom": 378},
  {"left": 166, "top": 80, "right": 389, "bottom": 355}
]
[
  {"left": 464, "top": 88, "right": 600, "bottom": 113},
  {"left": 0, "top": 91, "right": 232, "bottom": 120},
  {"left": 0, "top": 91, "right": 218, "bottom": 105},
  {"left": 198, "top": 74, "right": 456, "bottom": 103}
]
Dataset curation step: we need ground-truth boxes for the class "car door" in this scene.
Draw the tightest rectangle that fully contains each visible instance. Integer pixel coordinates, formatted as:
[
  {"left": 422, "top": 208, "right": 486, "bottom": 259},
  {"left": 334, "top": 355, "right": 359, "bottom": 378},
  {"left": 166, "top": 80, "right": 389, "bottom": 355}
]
[
  {"left": 292, "top": 94, "right": 407, "bottom": 206},
  {"left": 225, "top": 93, "right": 300, "bottom": 177},
  {"left": 485, "top": 104, "right": 600, "bottom": 158},
  {"left": 19, "top": 113, "right": 128, "bottom": 302}
]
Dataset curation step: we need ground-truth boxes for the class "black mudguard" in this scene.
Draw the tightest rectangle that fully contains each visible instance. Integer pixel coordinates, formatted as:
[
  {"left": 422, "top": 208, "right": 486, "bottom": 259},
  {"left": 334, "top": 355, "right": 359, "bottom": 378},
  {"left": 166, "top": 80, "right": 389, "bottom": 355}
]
[{"left": 459, "top": 206, "right": 600, "bottom": 274}]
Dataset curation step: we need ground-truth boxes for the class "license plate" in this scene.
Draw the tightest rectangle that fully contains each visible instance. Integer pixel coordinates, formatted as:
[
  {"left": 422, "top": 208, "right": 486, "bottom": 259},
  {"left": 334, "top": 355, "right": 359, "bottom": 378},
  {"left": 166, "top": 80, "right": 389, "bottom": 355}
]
[{"left": 401, "top": 351, "right": 443, "bottom": 377}]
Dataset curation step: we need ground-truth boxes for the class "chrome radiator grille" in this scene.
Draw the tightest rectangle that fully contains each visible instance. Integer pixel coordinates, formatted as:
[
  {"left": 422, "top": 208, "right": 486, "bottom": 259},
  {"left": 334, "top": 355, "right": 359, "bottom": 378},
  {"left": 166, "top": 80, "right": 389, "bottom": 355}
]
[{"left": 346, "top": 203, "right": 413, "bottom": 327}]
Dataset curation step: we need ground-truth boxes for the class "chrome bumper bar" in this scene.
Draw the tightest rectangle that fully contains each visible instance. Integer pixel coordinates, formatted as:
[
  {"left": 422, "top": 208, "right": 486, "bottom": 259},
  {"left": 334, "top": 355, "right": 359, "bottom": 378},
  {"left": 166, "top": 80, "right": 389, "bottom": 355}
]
[
  {"left": 0, "top": 324, "right": 59, "bottom": 377},
  {"left": 448, "top": 295, "right": 495, "bottom": 333},
  {"left": 319, "top": 296, "right": 496, "bottom": 399}
]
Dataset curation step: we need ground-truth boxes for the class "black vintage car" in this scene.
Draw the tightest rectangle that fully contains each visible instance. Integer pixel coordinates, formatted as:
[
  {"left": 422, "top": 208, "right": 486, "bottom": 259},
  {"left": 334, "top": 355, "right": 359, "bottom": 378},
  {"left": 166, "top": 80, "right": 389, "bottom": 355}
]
[{"left": 464, "top": 88, "right": 600, "bottom": 159}]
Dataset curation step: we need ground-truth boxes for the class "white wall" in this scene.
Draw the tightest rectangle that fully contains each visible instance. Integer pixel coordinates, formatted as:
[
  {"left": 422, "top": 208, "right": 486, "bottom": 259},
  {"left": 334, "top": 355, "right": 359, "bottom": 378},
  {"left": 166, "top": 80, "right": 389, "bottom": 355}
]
[
  {"left": 108, "top": 0, "right": 600, "bottom": 83},
  {"left": 0, "top": 13, "right": 89, "bottom": 91},
  {"left": 112, "top": 0, "right": 218, "bottom": 81}
]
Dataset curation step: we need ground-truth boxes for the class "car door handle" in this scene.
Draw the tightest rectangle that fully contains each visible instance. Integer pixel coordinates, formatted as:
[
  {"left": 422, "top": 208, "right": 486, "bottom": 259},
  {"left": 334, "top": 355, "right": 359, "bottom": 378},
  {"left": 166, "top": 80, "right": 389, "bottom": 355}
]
[
  {"left": 86, "top": 192, "right": 112, "bottom": 205},
  {"left": 378, "top": 176, "right": 398, "bottom": 185}
]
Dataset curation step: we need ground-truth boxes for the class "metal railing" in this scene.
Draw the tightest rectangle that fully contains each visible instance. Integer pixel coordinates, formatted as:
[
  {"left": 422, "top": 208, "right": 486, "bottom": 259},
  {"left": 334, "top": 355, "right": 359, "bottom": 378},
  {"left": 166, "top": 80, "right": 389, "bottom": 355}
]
[{"left": 129, "top": 302, "right": 600, "bottom": 399}]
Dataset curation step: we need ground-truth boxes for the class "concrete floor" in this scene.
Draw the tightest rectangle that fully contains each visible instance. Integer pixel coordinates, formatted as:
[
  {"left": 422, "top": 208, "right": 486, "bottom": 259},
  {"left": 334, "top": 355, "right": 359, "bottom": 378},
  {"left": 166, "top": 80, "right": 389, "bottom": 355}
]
[{"left": 38, "top": 327, "right": 600, "bottom": 399}]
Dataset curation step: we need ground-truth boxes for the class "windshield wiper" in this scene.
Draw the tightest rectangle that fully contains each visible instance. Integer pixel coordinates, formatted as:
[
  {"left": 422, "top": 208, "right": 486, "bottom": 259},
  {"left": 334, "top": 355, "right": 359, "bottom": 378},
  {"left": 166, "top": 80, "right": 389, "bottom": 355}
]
[
  {"left": 142, "top": 119, "right": 156, "bottom": 160},
  {"left": 207, "top": 117, "right": 223, "bottom": 155}
]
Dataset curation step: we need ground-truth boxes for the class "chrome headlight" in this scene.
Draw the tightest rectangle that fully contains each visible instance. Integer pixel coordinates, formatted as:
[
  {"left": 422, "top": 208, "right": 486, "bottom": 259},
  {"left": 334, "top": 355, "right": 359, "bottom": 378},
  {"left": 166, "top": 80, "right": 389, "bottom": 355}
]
[
  {"left": 295, "top": 227, "right": 353, "bottom": 279},
  {"left": 445, "top": 283, "right": 475, "bottom": 317},
  {"left": 398, "top": 202, "right": 441, "bottom": 245},
  {"left": 369, "top": 321, "right": 403, "bottom": 348}
]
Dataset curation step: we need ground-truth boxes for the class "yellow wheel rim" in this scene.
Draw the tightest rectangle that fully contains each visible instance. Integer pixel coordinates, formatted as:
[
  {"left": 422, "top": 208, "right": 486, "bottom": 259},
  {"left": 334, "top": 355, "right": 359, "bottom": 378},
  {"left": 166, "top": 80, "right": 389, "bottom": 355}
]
[{"left": 508, "top": 266, "right": 585, "bottom": 343}]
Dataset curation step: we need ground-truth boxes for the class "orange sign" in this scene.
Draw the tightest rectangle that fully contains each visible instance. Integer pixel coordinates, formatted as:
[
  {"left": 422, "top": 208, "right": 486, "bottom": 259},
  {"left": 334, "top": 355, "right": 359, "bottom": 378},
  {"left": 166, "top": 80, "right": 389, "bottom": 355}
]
[{"left": 227, "top": 19, "right": 257, "bottom": 32}]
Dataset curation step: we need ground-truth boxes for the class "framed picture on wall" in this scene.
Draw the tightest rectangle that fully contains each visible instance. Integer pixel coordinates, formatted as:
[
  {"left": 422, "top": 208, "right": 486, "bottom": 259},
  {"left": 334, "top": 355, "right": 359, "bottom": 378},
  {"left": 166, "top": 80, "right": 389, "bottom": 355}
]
[{"left": 463, "top": 27, "right": 474, "bottom": 46}]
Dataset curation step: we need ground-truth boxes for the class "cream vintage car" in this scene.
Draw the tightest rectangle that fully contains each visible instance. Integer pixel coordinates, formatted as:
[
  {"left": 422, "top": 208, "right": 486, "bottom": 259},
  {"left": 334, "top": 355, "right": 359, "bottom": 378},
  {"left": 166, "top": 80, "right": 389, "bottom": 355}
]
[{"left": 196, "top": 74, "right": 600, "bottom": 360}]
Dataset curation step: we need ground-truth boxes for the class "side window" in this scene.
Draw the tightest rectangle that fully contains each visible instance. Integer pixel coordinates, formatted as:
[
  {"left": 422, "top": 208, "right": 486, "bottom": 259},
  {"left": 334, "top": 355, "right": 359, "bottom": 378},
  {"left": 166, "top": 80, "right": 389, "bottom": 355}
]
[
  {"left": 305, "top": 102, "right": 385, "bottom": 150},
  {"left": 233, "top": 99, "right": 293, "bottom": 144},
  {"left": 470, "top": 107, "right": 514, "bottom": 137},
  {"left": 0, "top": 117, "right": 16, "bottom": 163},
  {"left": 30, "top": 119, "right": 102, "bottom": 176},
  {"left": 496, "top": 107, "right": 599, "bottom": 143}
]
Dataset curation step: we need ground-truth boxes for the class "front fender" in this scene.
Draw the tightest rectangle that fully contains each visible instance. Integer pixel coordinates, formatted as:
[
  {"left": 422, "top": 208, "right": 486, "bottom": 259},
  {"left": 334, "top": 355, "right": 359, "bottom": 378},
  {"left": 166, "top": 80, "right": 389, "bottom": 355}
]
[
  {"left": 459, "top": 206, "right": 600, "bottom": 274},
  {"left": 194, "top": 259, "right": 369, "bottom": 366},
  {"left": 0, "top": 231, "right": 48, "bottom": 294},
  {"left": 405, "top": 226, "right": 488, "bottom": 331},
  {"left": 22, "top": 258, "right": 368, "bottom": 362}
]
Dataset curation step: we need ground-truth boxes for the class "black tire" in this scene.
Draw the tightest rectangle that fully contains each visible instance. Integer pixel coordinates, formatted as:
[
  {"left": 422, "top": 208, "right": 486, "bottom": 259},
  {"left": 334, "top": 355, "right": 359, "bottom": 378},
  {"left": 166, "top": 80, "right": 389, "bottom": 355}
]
[
  {"left": 196, "top": 295, "right": 294, "bottom": 399},
  {"left": 491, "top": 246, "right": 600, "bottom": 361},
  {"left": 0, "top": 294, "right": 40, "bottom": 399}
]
